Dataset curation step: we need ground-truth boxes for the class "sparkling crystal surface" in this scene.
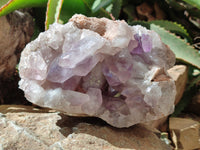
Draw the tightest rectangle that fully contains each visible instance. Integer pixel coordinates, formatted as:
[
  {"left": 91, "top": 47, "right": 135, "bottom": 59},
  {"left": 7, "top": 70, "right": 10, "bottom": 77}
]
[{"left": 19, "top": 14, "right": 176, "bottom": 127}]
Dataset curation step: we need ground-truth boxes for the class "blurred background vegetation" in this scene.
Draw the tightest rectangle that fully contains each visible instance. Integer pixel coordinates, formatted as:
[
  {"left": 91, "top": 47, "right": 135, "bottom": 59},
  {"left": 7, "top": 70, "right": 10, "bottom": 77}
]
[{"left": 0, "top": 0, "right": 199, "bottom": 116}]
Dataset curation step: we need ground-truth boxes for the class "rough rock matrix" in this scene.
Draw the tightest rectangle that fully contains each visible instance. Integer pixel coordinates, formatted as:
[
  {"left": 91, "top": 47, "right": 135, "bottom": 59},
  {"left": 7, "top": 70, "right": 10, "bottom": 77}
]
[
  {"left": 0, "top": 10, "right": 34, "bottom": 78},
  {"left": 19, "top": 14, "right": 176, "bottom": 128}
]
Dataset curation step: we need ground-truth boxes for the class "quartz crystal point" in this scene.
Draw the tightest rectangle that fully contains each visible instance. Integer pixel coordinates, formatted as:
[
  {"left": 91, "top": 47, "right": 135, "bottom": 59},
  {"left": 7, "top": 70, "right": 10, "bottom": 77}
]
[{"left": 18, "top": 14, "right": 176, "bottom": 128}]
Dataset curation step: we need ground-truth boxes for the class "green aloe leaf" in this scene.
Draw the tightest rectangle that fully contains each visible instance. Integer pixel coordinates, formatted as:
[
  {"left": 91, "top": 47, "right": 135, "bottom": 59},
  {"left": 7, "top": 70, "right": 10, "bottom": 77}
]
[
  {"left": 129, "top": 20, "right": 150, "bottom": 28},
  {"left": 150, "top": 24, "right": 200, "bottom": 69},
  {"left": 92, "top": 0, "right": 112, "bottom": 13},
  {"left": 0, "top": 0, "right": 48, "bottom": 17},
  {"left": 111, "top": 0, "right": 122, "bottom": 19},
  {"left": 59, "top": 0, "right": 90, "bottom": 23},
  {"left": 165, "top": 0, "right": 186, "bottom": 11},
  {"left": 123, "top": 5, "right": 137, "bottom": 22},
  {"left": 130, "top": 20, "right": 192, "bottom": 43},
  {"left": 45, "top": 0, "right": 63, "bottom": 30},
  {"left": 82, "top": 0, "right": 95, "bottom": 10},
  {"left": 0, "top": 0, "right": 91, "bottom": 24},
  {"left": 149, "top": 20, "right": 192, "bottom": 43},
  {"left": 182, "top": 0, "right": 200, "bottom": 10}
]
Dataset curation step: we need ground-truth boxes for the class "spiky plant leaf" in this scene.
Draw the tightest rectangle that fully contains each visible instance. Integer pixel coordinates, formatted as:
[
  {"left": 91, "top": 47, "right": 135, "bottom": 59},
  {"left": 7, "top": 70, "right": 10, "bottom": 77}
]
[
  {"left": 82, "top": 0, "right": 95, "bottom": 9},
  {"left": 0, "top": 0, "right": 47, "bottom": 17},
  {"left": 123, "top": 5, "right": 137, "bottom": 21},
  {"left": 60, "top": 0, "right": 90, "bottom": 23},
  {"left": 149, "top": 20, "right": 192, "bottom": 43},
  {"left": 150, "top": 24, "right": 200, "bottom": 69},
  {"left": 111, "top": 0, "right": 122, "bottom": 19},
  {"left": 182, "top": 0, "right": 200, "bottom": 10},
  {"left": 92, "top": 0, "right": 112, "bottom": 13},
  {"left": 45, "top": 0, "right": 63, "bottom": 30},
  {"left": 130, "top": 20, "right": 192, "bottom": 43},
  {"left": 0, "top": 0, "right": 90, "bottom": 23},
  {"left": 128, "top": 20, "right": 150, "bottom": 28},
  {"left": 165, "top": 0, "right": 186, "bottom": 11}
]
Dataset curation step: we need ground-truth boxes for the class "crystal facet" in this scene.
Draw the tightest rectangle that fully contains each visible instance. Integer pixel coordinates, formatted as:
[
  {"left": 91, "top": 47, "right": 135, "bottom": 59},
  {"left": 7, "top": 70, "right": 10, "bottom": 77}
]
[{"left": 19, "top": 14, "right": 176, "bottom": 128}]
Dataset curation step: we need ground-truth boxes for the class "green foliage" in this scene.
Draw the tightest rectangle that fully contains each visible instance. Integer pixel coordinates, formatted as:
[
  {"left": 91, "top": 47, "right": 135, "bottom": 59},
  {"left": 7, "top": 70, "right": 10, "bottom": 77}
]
[
  {"left": 150, "top": 24, "right": 200, "bottom": 69},
  {"left": 45, "top": 0, "right": 63, "bottom": 30},
  {"left": 129, "top": 20, "right": 150, "bottom": 27},
  {"left": 165, "top": 0, "right": 200, "bottom": 11},
  {"left": 149, "top": 20, "right": 192, "bottom": 43},
  {"left": 123, "top": 5, "right": 137, "bottom": 21},
  {"left": 92, "top": 0, "right": 112, "bottom": 13},
  {"left": 0, "top": 0, "right": 48, "bottom": 17},
  {"left": 182, "top": 0, "right": 200, "bottom": 10},
  {"left": 160, "top": 0, "right": 200, "bottom": 30},
  {"left": 165, "top": 0, "right": 186, "bottom": 11},
  {"left": 111, "top": 0, "right": 122, "bottom": 19},
  {"left": 0, "top": 0, "right": 90, "bottom": 23},
  {"left": 82, "top": 0, "right": 95, "bottom": 9},
  {"left": 91, "top": 0, "right": 122, "bottom": 19},
  {"left": 0, "top": 0, "right": 11, "bottom": 7},
  {"left": 59, "top": 0, "right": 90, "bottom": 23}
]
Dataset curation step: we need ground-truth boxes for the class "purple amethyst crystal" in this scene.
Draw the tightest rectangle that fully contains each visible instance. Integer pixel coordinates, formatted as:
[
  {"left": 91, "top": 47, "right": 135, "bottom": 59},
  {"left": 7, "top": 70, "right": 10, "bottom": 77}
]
[{"left": 18, "top": 14, "right": 176, "bottom": 127}]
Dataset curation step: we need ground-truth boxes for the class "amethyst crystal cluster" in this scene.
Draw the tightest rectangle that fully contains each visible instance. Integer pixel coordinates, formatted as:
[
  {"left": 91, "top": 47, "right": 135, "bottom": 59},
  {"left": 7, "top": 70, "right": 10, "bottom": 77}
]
[{"left": 19, "top": 14, "right": 176, "bottom": 127}]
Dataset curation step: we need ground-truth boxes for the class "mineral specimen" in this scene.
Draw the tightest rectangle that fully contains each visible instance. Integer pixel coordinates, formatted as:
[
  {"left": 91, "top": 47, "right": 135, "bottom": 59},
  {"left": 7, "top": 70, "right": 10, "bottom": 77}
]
[{"left": 18, "top": 14, "right": 176, "bottom": 128}]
